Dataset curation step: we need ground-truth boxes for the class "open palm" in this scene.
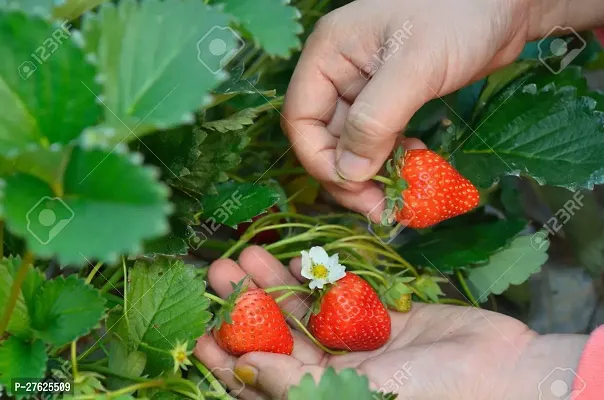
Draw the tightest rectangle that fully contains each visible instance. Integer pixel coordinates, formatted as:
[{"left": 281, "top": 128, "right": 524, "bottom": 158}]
[{"left": 195, "top": 246, "right": 536, "bottom": 400}]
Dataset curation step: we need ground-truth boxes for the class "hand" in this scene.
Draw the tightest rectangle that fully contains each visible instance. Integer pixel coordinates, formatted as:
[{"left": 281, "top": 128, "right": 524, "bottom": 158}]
[
  {"left": 195, "top": 246, "right": 586, "bottom": 400},
  {"left": 281, "top": 0, "right": 532, "bottom": 220}
]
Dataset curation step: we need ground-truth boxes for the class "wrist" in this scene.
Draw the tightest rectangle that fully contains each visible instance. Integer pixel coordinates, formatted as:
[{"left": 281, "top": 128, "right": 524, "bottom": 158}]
[
  {"left": 524, "top": 0, "right": 604, "bottom": 41},
  {"left": 501, "top": 333, "right": 588, "bottom": 400}
]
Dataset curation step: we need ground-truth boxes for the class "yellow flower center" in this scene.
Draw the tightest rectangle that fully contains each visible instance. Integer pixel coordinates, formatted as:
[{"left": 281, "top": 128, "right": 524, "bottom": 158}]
[
  {"left": 311, "top": 264, "right": 329, "bottom": 279},
  {"left": 175, "top": 351, "right": 187, "bottom": 363}
]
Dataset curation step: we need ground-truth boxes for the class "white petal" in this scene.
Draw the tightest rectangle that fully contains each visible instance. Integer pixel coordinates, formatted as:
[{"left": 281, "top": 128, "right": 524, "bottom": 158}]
[
  {"left": 309, "top": 246, "right": 330, "bottom": 266},
  {"left": 301, "top": 265, "right": 314, "bottom": 281},
  {"left": 328, "top": 253, "right": 339, "bottom": 268},
  {"left": 309, "top": 280, "right": 321, "bottom": 290},
  {"left": 328, "top": 265, "right": 346, "bottom": 282},
  {"left": 300, "top": 251, "right": 313, "bottom": 280},
  {"left": 300, "top": 250, "right": 311, "bottom": 269}
]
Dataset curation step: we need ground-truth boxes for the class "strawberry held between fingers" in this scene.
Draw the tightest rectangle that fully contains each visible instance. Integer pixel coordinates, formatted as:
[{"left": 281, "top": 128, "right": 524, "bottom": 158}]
[
  {"left": 213, "top": 287, "right": 294, "bottom": 356},
  {"left": 384, "top": 148, "right": 480, "bottom": 229},
  {"left": 308, "top": 272, "right": 391, "bottom": 351}
]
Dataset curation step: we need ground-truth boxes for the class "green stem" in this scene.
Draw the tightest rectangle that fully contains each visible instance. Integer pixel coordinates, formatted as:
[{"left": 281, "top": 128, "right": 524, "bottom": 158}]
[
  {"left": 243, "top": 53, "right": 270, "bottom": 79},
  {"left": 123, "top": 257, "right": 130, "bottom": 332},
  {"left": 204, "top": 292, "right": 226, "bottom": 305},
  {"left": 192, "top": 358, "right": 236, "bottom": 400},
  {"left": 104, "top": 292, "right": 124, "bottom": 306},
  {"left": 85, "top": 262, "right": 103, "bottom": 285},
  {"left": 138, "top": 341, "right": 171, "bottom": 355},
  {"left": 0, "top": 251, "right": 33, "bottom": 337},
  {"left": 286, "top": 312, "right": 348, "bottom": 356},
  {"left": 438, "top": 298, "right": 472, "bottom": 307},
  {"left": 272, "top": 251, "right": 305, "bottom": 261},
  {"left": 349, "top": 270, "right": 388, "bottom": 286},
  {"left": 226, "top": 173, "right": 246, "bottom": 183},
  {"left": 99, "top": 267, "right": 124, "bottom": 294},
  {"left": 264, "top": 285, "right": 312, "bottom": 294},
  {"left": 275, "top": 291, "right": 296, "bottom": 303},
  {"left": 371, "top": 175, "right": 395, "bottom": 186},
  {"left": 71, "top": 341, "right": 79, "bottom": 382},
  {"left": 456, "top": 270, "right": 479, "bottom": 307},
  {"left": 325, "top": 242, "right": 419, "bottom": 278},
  {"left": 0, "top": 220, "right": 4, "bottom": 256}
]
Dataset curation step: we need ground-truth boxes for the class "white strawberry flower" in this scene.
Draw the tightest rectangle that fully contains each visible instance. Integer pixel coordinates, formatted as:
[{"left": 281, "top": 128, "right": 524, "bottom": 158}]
[{"left": 300, "top": 246, "right": 346, "bottom": 290}]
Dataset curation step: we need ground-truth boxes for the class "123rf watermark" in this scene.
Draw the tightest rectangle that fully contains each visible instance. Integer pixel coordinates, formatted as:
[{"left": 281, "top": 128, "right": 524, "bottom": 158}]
[
  {"left": 360, "top": 20, "right": 413, "bottom": 79},
  {"left": 194, "top": 190, "right": 244, "bottom": 247},
  {"left": 18, "top": 22, "right": 72, "bottom": 80},
  {"left": 373, "top": 361, "right": 413, "bottom": 399},
  {"left": 531, "top": 191, "right": 584, "bottom": 250}
]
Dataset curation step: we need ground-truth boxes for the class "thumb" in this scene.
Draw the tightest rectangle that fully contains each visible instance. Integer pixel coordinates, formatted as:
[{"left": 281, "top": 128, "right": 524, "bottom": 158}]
[
  {"left": 234, "top": 353, "right": 325, "bottom": 399},
  {"left": 336, "top": 54, "right": 432, "bottom": 182}
]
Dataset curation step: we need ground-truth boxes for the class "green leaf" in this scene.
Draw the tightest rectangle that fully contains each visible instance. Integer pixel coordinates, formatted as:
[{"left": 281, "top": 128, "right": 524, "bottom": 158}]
[
  {"left": 467, "top": 234, "right": 549, "bottom": 301},
  {"left": 0, "top": 147, "right": 71, "bottom": 188},
  {"left": 399, "top": 219, "right": 527, "bottom": 272},
  {"left": 199, "top": 181, "right": 280, "bottom": 227},
  {"left": 118, "top": 258, "right": 211, "bottom": 376},
  {"left": 0, "top": 337, "right": 47, "bottom": 396},
  {"left": 474, "top": 60, "right": 537, "bottom": 114},
  {"left": 203, "top": 107, "right": 263, "bottom": 133},
  {"left": 211, "top": 63, "right": 276, "bottom": 105},
  {"left": 140, "top": 126, "right": 249, "bottom": 195},
  {"left": 3, "top": 146, "right": 171, "bottom": 264},
  {"left": 142, "top": 219, "right": 194, "bottom": 258},
  {"left": 454, "top": 82, "right": 604, "bottom": 189},
  {"left": 0, "top": 10, "right": 101, "bottom": 156},
  {"left": 412, "top": 275, "right": 444, "bottom": 303},
  {"left": 288, "top": 368, "right": 376, "bottom": 400},
  {"left": 0, "top": 256, "right": 44, "bottom": 337},
  {"left": 80, "top": 0, "right": 234, "bottom": 144},
  {"left": 107, "top": 337, "right": 147, "bottom": 391},
  {"left": 223, "top": 0, "right": 302, "bottom": 57},
  {"left": 31, "top": 275, "right": 106, "bottom": 346}
]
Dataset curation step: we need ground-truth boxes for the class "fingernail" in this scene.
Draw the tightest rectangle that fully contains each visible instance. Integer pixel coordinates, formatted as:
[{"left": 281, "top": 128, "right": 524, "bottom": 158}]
[
  {"left": 234, "top": 366, "right": 258, "bottom": 386},
  {"left": 337, "top": 150, "right": 371, "bottom": 181}
]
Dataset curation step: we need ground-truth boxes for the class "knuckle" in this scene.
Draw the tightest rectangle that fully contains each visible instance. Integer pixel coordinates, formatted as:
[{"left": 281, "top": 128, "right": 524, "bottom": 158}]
[
  {"left": 314, "top": 13, "right": 338, "bottom": 32},
  {"left": 345, "top": 103, "right": 391, "bottom": 144}
]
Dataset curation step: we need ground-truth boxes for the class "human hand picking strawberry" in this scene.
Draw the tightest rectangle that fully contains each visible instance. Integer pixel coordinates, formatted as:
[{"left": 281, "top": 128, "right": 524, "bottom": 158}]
[
  {"left": 282, "top": 0, "right": 604, "bottom": 221},
  {"left": 195, "top": 246, "right": 586, "bottom": 400}
]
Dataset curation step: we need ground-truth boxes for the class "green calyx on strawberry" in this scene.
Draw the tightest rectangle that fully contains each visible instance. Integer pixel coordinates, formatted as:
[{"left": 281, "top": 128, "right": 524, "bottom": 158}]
[
  {"left": 380, "top": 274, "right": 415, "bottom": 313},
  {"left": 210, "top": 278, "right": 294, "bottom": 356},
  {"left": 307, "top": 272, "right": 391, "bottom": 351},
  {"left": 381, "top": 146, "right": 480, "bottom": 229}
]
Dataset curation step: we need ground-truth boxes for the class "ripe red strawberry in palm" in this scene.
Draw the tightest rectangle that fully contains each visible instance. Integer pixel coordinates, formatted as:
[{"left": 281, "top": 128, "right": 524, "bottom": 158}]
[
  {"left": 308, "top": 273, "right": 391, "bottom": 351},
  {"left": 214, "top": 288, "right": 293, "bottom": 356},
  {"left": 392, "top": 149, "right": 479, "bottom": 228}
]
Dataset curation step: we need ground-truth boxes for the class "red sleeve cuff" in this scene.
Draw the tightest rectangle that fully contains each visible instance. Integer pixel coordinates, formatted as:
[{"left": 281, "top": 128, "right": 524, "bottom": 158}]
[
  {"left": 574, "top": 325, "right": 604, "bottom": 399},
  {"left": 595, "top": 28, "right": 604, "bottom": 46}
]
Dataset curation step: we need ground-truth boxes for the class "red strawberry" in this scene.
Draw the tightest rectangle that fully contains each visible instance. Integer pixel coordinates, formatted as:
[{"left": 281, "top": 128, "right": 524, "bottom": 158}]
[
  {"left": 308, "top": 273, "right": 391, "bottom": 351},
  {"left": 214, "top": 288, "right": 293, "bottom": 356},
  {"left": 389, "top": 149, "right": 479, "bottom": 228}
]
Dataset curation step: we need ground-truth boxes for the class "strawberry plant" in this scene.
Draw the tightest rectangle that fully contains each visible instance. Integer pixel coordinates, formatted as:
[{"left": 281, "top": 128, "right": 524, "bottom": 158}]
[{"left": 0, "top": 0, "right": 603, "bottom": 399}]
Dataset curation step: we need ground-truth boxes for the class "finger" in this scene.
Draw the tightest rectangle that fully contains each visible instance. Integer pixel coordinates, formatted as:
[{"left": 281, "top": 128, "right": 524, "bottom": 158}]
[
  {"left": 282, "top": 12, "right": 372, "bottom": 193},
  {"left": 194, "top": 335, "right": 268, "bottom": 400},
  {"left": 402, "top": 137, "right": 428, "bottom": 151},
  {"left": 336, "top": 52, "right": 433, "bottom": 182},
  {"left": 207, "top": 258, "right": 258, "bottom": 298},
  {"left": 238, "top": 246, "right": 312, "bottom": 320},
  {"left": 234, "top": 353, "right": 327, "bottom": 400},
  {"left": 288, "top": 257, "right": 304, "bottom": 282},
  {"left": 323, "top": 182, "right": 386, "bottom": 223}
]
